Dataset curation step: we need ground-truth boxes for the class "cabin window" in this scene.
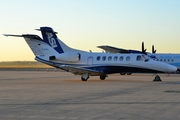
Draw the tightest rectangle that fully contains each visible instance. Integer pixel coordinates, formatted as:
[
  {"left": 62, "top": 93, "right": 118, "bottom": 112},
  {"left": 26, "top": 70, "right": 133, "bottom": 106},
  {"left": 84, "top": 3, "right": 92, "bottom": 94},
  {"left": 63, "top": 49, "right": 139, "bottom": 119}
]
[
  {"left": 160, "top": 59, "right": 162, "bottom": 62},
  {"left": 172, "top": 59, "right": 174, "bottom": 62},
  {"left": 97, "top": 56, "right": 100, "bottom": 61},
  {"left": 119, "top": 56, "right": 123, "bottom": 61},
  {"left": 168, "top": 59, "right": 170, "bottom": 62},
  {"left": 114, "top": 56, "right": 118, "bottom": 61},
  {"left": 126, "top": 56, "right": 130, "bottom": 61},
  {"left": 102, "top": 56, "right": 106, "bottom": 61},
  {"left": 108, "top": 56, "right": 112, "bottom": 61},
  {"left": 157, "top": 59, "right": 159, "bottom": 61},
  {"left": 136, "top": 55, "right": 142, "bottom": 61},
  {"left": 164, "top": 59, "right": 166, "bottom": 62}
]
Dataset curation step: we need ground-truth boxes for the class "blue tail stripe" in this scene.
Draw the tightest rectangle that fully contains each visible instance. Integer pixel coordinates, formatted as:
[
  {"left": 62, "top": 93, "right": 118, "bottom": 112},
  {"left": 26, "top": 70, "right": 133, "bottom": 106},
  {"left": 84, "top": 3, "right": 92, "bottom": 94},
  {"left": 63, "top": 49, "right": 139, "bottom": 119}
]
[{"left": 40, "top": 27, "right": 64, "bottom": 54}]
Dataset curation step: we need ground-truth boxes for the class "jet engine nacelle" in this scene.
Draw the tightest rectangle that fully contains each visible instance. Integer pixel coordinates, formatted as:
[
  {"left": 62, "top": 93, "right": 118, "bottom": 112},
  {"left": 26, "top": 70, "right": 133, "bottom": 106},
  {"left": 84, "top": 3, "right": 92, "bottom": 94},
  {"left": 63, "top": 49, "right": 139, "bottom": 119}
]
[{"left": 51, "top": 52, "right": 81, "bottom": 62}]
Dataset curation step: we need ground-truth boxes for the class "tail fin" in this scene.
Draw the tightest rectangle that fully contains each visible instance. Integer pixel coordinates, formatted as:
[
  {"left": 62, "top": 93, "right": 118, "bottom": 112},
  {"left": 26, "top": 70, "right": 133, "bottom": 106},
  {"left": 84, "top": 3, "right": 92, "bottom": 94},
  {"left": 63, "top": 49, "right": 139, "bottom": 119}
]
[{"left": 36, "top": 27, "right": 78, "bottom": 54}]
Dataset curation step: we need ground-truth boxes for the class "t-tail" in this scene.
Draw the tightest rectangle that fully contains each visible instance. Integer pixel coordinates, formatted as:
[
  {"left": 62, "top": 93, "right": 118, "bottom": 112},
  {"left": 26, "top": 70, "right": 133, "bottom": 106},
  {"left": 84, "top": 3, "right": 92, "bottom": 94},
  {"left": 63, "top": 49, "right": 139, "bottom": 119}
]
[
  {"left": 36, "top": 27, "right": 84, "bottom": 54},
  {"left": 4, "top": 27, "right": 86, "bottom": 65}
]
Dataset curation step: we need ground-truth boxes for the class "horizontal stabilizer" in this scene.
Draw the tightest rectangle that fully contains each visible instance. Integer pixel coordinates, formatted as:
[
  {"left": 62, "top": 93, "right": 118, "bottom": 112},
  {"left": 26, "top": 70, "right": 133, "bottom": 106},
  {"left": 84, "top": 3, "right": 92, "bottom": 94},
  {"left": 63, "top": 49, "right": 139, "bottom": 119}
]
[
  {"left": 35, "top": 28, "right": 58, "bottom": 34},
  {"left": 3, "top": 34, "right": 22, "bottom": 37},
  {"left": 3, "top": 34, "right": 42, "bottom": 40}
]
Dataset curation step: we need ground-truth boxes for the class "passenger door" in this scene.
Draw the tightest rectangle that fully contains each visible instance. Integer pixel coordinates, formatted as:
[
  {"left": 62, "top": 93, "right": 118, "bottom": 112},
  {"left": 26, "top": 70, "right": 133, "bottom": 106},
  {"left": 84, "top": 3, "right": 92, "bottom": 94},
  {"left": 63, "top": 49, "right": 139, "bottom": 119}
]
[{"left": 87, "top": 57, "right": 93, "bottom": 65}]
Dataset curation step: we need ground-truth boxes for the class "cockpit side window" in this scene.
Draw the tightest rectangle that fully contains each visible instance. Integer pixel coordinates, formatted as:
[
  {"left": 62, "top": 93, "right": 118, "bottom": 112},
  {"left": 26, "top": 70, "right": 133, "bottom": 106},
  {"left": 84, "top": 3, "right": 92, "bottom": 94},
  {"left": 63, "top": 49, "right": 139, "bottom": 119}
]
[{"left": 136, "top": 55, "right": 142, "bottom": 61}]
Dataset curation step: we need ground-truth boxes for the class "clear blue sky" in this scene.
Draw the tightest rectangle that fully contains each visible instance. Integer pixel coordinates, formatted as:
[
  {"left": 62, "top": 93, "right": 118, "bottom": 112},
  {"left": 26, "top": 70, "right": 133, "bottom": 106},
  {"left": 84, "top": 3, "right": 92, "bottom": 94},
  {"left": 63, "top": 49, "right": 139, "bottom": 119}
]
[{"left": 0, "top": 0, "right": 180, "bottom": 61}]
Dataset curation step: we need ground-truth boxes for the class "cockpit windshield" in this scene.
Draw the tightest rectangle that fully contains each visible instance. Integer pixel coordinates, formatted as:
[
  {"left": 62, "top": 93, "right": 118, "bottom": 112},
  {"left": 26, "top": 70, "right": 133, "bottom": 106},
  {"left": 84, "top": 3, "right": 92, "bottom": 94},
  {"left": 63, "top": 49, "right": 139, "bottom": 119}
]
[
  {"left": 136, "top": 55, "right": 149, "bottom": 62},
  {"left": 142, "top": 55, "right": 149, "bottom": 62}
]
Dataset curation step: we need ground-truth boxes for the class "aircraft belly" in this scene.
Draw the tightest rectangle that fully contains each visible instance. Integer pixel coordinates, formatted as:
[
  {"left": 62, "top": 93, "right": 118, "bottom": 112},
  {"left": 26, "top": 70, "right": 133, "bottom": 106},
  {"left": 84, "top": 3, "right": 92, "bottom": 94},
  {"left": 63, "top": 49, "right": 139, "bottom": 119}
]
[{"left": 97, "top": 66, "right": 163, "bottom": 74}]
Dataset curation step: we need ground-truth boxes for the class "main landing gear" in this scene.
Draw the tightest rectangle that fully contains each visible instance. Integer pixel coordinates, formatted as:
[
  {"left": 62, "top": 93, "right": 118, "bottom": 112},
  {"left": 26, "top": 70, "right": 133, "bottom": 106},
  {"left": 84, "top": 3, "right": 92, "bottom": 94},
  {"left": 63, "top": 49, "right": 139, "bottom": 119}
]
[
  {"left": 120, "top": 72, "right": 132, "bottom": 75},
  {"left": 153, "top": 75, "right": 162, "bottom": 82},
  {"left": 120, "top": 72, "right": 126, "bottom": 75},
  {"left": 100, "top": 74, "right": 107, "bottom": 80},
  {"left": 81, "top": 74, "right": 107, "bottom": 81},
  {"left": 81, "top": 73, "right": 89, "bottom": 81}
]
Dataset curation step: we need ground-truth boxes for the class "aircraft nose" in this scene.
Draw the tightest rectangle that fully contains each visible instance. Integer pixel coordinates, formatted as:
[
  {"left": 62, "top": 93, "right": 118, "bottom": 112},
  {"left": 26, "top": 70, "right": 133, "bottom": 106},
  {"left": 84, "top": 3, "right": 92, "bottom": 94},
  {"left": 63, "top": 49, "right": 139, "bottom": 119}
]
[{"left": 168, "top": 65, "right": 177, "bottom": 73}]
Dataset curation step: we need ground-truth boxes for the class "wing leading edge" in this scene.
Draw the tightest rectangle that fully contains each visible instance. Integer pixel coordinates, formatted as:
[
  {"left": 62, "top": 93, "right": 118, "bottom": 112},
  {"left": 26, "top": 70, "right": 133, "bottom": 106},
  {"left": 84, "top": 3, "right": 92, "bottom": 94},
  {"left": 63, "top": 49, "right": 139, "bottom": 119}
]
[
  {"left": 60, "top": 65, "right": 103, "bottom": 76},
  {"left": 97, "top": 45, "right": 130, "bottom": 53},
  {"left": 97, "top": 45, "right": 143, "bottom": 54}
]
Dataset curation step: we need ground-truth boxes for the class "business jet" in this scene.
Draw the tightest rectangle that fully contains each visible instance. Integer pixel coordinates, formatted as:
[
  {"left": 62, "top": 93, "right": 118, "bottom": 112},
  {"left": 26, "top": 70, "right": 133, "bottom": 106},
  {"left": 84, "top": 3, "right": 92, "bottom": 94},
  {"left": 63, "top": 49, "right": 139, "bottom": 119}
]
[
  {"left": 98, "top": 42, "right": 180, "bottom": 72},
  {"left": 3, "top": 27, "right": 177, "bottom": 81}
]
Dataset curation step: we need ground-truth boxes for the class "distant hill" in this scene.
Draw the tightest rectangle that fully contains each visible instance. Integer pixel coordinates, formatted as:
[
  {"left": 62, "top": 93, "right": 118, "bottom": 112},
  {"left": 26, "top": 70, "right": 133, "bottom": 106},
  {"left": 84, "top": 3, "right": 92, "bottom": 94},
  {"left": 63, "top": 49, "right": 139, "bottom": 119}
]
[{"left": 0, "top": 61, "right": 53, "bottom": 68}]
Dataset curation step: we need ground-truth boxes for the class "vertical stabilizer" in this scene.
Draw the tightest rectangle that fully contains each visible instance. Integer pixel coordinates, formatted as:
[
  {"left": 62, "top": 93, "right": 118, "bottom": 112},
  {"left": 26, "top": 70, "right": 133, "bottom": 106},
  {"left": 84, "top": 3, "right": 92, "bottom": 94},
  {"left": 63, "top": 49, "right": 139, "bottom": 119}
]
[{"left": 36, "top": 27, "right": 80, "bottom": 54}]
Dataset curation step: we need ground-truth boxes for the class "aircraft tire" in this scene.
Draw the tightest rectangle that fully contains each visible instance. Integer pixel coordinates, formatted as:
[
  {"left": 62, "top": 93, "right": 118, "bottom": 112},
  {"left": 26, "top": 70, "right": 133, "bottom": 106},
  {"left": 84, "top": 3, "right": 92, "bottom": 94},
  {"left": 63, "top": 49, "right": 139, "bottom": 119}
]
[
  {"left": 126, "top": 72, "right": 132, "bottom": 75},
  {"left": 81, "top": 76, "right": 88, "bottom": 81},
  {"left": 100, "top": 75, "right": 106, "bottom": 80},
  {"left": 153, "top": 75, "right": 162, "bottom": 82},
  {"left": 120, "top": 72, "right": 126, "bottom": 75}
]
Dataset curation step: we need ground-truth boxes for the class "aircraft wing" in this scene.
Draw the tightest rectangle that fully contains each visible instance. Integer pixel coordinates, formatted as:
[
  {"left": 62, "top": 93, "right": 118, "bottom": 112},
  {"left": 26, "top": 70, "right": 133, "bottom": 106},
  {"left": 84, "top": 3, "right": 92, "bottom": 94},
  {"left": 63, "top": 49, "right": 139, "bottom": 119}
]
[
  {"left": 97, "top": 45, "right": 143, "bottom": 54},
  {"left": 97, "top": 45, "right": 130, "bottom": 53},
  {"left": 60, "top": 65, "right": 103, "bottom": 75}
]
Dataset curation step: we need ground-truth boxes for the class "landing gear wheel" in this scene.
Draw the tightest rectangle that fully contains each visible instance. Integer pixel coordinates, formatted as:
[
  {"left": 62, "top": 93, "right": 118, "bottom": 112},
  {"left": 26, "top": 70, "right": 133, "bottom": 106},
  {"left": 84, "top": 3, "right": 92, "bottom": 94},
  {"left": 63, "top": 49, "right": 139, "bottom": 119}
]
[
  {"left": 120, "top": 72, "right": 126, "bottom": 75},
  {"left": 81, "top": 74, "right": 89, "bottom": 81},
  {"left": 153, "top": 75, "right": 162, "bottom": 82},
  {"left": 81, "top": 76, "right": 88, "bottom": 81},
  {"left": 126, "top": 72, "right": 132, "bottom": 75},
  {"left": 100, "top": 75, "right": 106, "bottom": 80}
]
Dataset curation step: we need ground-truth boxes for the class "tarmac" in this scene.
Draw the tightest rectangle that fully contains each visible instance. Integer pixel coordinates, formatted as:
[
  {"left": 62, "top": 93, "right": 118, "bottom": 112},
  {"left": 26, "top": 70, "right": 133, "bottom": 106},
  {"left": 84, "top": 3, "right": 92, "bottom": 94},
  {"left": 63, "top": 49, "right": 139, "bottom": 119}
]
[{"left": 0, "top": 70, "right": 180, "bottom": 120}]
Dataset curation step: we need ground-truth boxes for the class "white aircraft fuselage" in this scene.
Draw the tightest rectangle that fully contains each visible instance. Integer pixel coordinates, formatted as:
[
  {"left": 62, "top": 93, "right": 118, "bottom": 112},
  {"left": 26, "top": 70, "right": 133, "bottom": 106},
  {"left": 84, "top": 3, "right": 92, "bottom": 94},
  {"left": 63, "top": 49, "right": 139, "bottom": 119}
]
[
  {"left": 35, "top": 52, "right": 175, "bottom": 75},
  {"left": 3, "top": 27, "right": 177, "bottom": 81},
  {"left": 98, "top": 44, "right": 180, "bottom": 71}
]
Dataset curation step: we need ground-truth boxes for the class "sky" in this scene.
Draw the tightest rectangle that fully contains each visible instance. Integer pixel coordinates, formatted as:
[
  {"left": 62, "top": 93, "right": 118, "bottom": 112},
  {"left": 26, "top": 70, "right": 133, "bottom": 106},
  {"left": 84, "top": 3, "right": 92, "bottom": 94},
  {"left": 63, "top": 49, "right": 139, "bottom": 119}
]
[{"left": 0, "top": 0, "right": 180, "bottom": 61}]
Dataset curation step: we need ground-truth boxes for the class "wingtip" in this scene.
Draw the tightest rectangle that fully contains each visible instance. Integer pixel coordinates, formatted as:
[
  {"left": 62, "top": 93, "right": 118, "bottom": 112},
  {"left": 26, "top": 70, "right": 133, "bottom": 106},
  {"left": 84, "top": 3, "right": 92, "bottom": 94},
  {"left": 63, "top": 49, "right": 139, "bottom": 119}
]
[{"left": 3, "top": 34, "right": 9, "bottom": 37}]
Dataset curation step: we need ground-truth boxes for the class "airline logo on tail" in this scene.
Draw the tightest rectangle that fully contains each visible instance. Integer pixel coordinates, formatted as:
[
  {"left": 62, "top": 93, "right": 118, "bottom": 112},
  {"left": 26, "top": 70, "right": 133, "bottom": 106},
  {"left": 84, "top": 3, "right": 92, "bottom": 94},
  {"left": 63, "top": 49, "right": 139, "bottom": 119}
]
[
  {"left": 46, "top": 32, "right": 58, "bottom": 48},
  {"left": 38, "top": 27, "right": 64, "bottom": 54}
]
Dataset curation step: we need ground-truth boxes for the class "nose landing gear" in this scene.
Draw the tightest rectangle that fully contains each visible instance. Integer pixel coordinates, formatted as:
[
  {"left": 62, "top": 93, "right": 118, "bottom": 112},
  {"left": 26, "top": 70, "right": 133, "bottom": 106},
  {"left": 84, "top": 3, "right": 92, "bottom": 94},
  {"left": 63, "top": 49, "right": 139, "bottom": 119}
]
[{"left": 153, "top": 75, "right": 162, "bottom": 82}]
